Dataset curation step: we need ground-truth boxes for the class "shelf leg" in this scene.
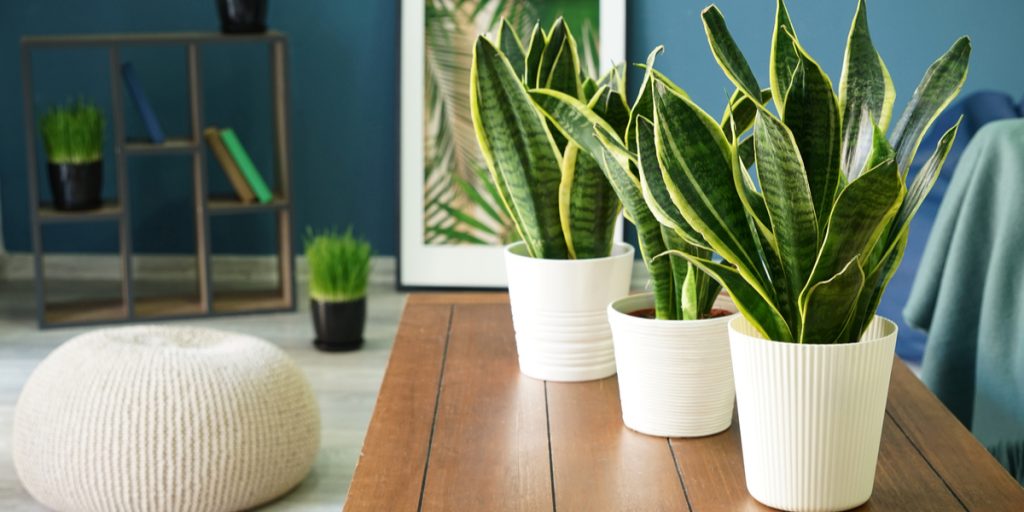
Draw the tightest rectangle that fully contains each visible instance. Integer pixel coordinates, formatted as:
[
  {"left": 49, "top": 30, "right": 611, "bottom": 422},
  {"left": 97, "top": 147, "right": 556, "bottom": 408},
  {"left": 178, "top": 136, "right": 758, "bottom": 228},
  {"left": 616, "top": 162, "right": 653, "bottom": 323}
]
[
  {"left": 21, "top": 44, "right": 46, "bottom": 326},
  {"left": 109, "top": 46, "right": 134, "bottom": 319},
  {"left": 271, "top": 39, "right": 294, "bottom": 308},
  {"left": 188, "top": 43, "right": 212, "bottom": 313}
]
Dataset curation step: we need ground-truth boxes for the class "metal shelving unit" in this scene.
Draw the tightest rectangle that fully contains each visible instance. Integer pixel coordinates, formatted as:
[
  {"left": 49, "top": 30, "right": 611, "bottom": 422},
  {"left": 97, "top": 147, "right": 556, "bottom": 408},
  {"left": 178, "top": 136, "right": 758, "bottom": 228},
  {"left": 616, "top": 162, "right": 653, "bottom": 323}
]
[{"left": 21, "top": 31, "right": 295, "bottom": 328}]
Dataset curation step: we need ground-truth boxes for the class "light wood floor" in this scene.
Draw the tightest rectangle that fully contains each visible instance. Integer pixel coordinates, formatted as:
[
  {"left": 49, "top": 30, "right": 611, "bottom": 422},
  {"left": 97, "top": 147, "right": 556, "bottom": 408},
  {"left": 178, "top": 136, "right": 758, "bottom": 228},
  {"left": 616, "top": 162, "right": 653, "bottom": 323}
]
[{"left": 0, "top": 278, "right": 407, "bottom": 511}]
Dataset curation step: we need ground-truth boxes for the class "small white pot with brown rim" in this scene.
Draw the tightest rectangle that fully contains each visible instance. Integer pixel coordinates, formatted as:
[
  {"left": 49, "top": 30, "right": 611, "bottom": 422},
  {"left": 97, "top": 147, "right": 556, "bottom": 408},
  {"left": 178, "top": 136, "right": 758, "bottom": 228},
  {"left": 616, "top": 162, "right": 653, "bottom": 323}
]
[{"left": 607, "top": 292, "right": 737, "bottom": 437}]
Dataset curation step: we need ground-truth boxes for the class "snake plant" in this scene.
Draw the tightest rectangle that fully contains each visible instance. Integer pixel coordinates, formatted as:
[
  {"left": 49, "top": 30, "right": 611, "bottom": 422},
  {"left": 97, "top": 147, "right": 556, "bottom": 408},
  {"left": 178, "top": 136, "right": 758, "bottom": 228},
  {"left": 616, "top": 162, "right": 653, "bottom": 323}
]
[
  {"left": 531, "top": 50, "right": 722, "bottom": 321},
  {"left": 643, "top": 0, "right": 969, "bottom": 343},
  {"left": 535, "top": 0, "right": 970, "bottom": 341},
  {"left": 471, "top": 18, "right": 622, "bottom": 259}
]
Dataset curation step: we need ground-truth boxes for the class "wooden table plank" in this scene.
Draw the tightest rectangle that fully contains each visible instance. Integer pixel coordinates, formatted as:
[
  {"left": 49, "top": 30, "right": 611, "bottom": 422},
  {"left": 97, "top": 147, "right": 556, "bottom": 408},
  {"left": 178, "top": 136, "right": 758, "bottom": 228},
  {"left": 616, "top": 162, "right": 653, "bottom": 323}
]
[
  {"left": 419, "top": 303, "right": 553, "bottom": 512},
  {"left": 343, "top": 303, "right": 452, "bottom": 511},
  {"left": 670, "top": 362, "right": 967, "bottom": 511},
  {"left": 887, "top": 360, "right": 1024, "bottom": 511},
  {"left": 547, "top": 377, "right": 691, "bottom": 511},
  {"left": 669, "top": 417, "right": 757, "bottom": 512},
  {"left": 870, "top": 414, "right": 967, "bottom": 511}
]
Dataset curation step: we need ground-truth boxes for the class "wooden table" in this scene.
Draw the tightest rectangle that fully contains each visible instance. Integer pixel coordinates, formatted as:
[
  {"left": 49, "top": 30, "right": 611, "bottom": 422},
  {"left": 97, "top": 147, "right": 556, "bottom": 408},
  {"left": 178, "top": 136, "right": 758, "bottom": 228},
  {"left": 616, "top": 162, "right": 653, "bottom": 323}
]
[{"left": 344, "top": 293, "right": 1024, "bottom": 511}]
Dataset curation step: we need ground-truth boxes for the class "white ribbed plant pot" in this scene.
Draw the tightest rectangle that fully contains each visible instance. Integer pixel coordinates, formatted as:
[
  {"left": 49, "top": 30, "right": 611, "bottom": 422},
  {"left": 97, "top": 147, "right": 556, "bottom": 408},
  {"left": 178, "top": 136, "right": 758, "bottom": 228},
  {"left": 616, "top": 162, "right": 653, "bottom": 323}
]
[
  {"left": 729, "top": 315, "right": 898, "bottom": 512},
  {"left": 504, "top": 241, "right": 633, "bottom": 382},
  {"left": 608, "top": 292, "right": 737, "bottom": 437}
]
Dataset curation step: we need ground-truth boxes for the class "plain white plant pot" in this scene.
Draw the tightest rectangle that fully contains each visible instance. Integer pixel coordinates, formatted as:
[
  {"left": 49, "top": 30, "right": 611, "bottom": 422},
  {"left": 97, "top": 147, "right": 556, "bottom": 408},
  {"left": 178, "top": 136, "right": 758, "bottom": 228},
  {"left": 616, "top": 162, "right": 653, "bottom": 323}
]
[
  {"left": 729, "top": 315, "right": 898, "bottom": 512},
  {"left": 504, "top": 241, "right": 633, "bottom": 382},
  {"left": 607, "top": 292, "right": 737, "bottom": 437}
]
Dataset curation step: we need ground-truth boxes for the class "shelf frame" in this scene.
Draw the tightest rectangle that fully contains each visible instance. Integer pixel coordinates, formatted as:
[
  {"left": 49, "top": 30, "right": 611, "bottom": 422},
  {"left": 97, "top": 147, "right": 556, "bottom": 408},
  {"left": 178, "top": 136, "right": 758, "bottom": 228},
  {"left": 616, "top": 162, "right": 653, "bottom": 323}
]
[
  {"left": 123, "top": 137, "right": 198, "bottom": 155},
  {"left": 21, "top": 31, "right": 296, "bottom": 328},
  {"left": 38, "top": 202, "right": 123, "bottom": 223}
]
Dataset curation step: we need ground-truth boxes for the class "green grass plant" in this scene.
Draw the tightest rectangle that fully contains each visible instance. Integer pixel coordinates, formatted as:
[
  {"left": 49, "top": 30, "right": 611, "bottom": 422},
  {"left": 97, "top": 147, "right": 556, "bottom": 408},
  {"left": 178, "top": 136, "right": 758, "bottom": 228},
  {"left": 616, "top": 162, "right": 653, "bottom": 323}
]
[
  {"left": 40, "top": 100, "right": 104, "bottom": 164},
  {"left": 304, "top": 227, "right": 372, "bottom": 302}
]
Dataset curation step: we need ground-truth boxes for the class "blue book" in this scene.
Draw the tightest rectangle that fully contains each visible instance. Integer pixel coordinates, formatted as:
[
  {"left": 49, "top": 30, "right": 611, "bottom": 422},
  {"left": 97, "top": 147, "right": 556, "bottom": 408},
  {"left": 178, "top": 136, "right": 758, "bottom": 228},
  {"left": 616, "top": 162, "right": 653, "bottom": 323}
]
[{"left": 121, "top": 62, "right": 165, "bottom": 143}]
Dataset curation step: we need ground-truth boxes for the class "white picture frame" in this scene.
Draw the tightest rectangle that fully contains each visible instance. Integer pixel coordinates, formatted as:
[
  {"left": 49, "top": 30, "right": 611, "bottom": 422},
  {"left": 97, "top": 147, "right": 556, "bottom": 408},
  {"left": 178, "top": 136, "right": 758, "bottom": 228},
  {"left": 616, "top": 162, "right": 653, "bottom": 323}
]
[{"left": 398, "top": 0, "right": 628, "bottom": 288}]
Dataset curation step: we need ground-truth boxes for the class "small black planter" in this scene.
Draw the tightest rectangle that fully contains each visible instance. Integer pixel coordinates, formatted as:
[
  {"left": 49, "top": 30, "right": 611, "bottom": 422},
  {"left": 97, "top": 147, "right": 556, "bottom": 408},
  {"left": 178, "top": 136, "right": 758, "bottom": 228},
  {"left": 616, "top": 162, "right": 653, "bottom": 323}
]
[
  {"left": 48, "top": 161, "right": 102, "bottom": 211},
  {"left": 312, "top": 297, "right": 366, "bottom": 351},
  {"left": 217, "top": 0, "right": 268, "bottom": 34}
]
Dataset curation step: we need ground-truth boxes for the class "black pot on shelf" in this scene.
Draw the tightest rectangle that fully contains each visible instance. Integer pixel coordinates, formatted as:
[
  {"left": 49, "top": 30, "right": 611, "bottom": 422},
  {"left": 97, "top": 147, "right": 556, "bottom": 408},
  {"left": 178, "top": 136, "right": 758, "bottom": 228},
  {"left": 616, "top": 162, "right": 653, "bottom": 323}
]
[
  {"left": 312, "top": 297, "right": 366, "bottom": 351},
  {"left": 217, "top": 0, "right": 268, "bottom": 34},
  {"left": 48, "top": 161, "right": 102, "bottom": 211}
]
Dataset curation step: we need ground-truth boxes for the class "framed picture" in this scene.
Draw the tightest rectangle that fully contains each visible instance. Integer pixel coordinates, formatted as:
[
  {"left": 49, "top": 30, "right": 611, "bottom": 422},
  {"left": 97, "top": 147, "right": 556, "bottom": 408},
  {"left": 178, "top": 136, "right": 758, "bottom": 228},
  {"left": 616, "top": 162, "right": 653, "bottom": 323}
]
[{"left": 398, "top": 0, "right": 627, "bottom": 288}]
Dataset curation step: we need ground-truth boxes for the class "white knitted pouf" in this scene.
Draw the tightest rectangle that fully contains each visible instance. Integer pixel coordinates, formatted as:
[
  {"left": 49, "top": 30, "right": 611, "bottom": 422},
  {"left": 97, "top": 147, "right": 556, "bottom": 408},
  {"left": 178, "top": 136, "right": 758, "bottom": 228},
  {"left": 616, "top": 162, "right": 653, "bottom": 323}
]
[{"left": 13, "top": 325, "right": 321, "bottom": 512}]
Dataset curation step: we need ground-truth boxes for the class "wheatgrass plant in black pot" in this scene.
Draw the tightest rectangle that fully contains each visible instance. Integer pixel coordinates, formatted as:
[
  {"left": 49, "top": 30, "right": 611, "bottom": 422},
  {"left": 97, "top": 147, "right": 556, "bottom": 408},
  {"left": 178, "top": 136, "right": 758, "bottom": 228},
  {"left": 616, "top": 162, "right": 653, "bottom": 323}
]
[
  {"left": 40, "top": 100, "right": 105, "bottom": 211},
  {"left": 305, "top": 227, "right": 371, "bottom": 352}
]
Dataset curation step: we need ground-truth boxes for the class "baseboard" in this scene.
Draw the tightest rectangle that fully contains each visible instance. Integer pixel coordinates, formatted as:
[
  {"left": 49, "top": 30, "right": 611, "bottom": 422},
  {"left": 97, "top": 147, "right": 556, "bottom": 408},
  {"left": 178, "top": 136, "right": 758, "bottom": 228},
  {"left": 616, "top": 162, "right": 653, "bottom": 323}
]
[
  {"left": 0, "top": 252, "right": 397, "bottom": 287},
  {"left": 1, "top": 252, "right": 648, "bottom": 291}
]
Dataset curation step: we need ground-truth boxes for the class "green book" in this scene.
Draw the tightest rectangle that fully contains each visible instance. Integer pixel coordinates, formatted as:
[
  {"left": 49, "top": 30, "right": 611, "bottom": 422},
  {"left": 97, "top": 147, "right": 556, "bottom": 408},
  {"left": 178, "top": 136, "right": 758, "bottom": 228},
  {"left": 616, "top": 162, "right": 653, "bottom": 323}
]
[{"left": 219, "top": 128, "right": 273, "bottom": 204}]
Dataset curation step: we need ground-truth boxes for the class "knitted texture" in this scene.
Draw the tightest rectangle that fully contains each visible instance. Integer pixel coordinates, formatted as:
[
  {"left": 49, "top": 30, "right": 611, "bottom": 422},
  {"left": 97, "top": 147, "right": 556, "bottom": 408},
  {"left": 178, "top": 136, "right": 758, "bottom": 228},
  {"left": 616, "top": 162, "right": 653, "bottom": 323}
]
[{"left": 13, "top": 325, "right": 321, "bottom": 512}]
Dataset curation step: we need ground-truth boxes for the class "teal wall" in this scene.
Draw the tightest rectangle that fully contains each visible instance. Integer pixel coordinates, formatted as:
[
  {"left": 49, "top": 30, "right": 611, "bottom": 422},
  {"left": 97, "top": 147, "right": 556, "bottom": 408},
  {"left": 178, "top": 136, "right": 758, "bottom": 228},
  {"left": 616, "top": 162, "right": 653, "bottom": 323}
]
[{"left": 2, "top": 0, "right": 1022, "bottom": 255}]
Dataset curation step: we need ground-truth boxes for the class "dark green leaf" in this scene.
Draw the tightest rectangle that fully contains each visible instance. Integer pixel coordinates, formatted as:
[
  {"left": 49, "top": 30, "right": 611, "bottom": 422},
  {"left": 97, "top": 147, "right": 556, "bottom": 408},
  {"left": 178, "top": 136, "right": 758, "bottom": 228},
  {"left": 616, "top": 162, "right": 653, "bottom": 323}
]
[
  {"left": 737, "top": 135, "right": 755, "bottom": 170},
  {"left": 770, "top": 0, "right": 799, "bottom": 114},
  {"left": 582, "top": 77, "right": 598, "bottom": 101},
  {"left": 701, "top": 5, "right": 761, "bottom": 101},
  {"left": 530, "top": 88, "right": 620, "bottom": 166},
  {"left": 591, "top": 85, "right": 630, "bottom": 139},
  {"left": 653, "top": 82, "right": 769, "bottom": 294},
  {"left": 839, "top": 0, "right": 896, "bottom": 168},
  {"left": 721, "top": 88, "right": 772, "bottom": 142},
  {"left": 536, "top": 18, "right": 582, "bottom": 99},
  {"left": 662, "top": 225, "right": 689, "bottom": 320},
  {"left": 729, "top": 133, "right": 771, "bottom": 240},
  {"left": 498, "top": 19, "right": 527, "bottom": 80},
  {"left": 524, "top": 23, "right": 544, "bottom": 86},
  {"left": 636, "top": 116, "right": 708, "bottom": 248},
  {"left": 640, "top": 227, "right": 673, "bottom": 319},
  {"left": 754, "top": 109, "right": 820, "bottom": 326},
  {"left": 803, "top": 159, "right": 903, "bottom": 302},
  {"left": 843, "top": 234, "right": 905, "bottom": 341},
  {"left": 626, "top": 47, "right": 666, "bottom": 154},
  {"left": 560, "top": 143, "right": 619, "bottom": 259},
  {"left": 471, "top": 36, "right": 567, "bottom": 258},
  {"left": 895, "top": 119, "right": 960, "bottom": 237},
  {"left": 783, "top": 41, "right": 841, "bottom": 229},
  {"left": 474, "top": 165, "right": 512, "bottom": 221},
  {"left": 800, "top": 256, "right": 864, "bottom": 343},
  {"left": 890, "top": 37, "right": 971, "bottom": 174}
]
